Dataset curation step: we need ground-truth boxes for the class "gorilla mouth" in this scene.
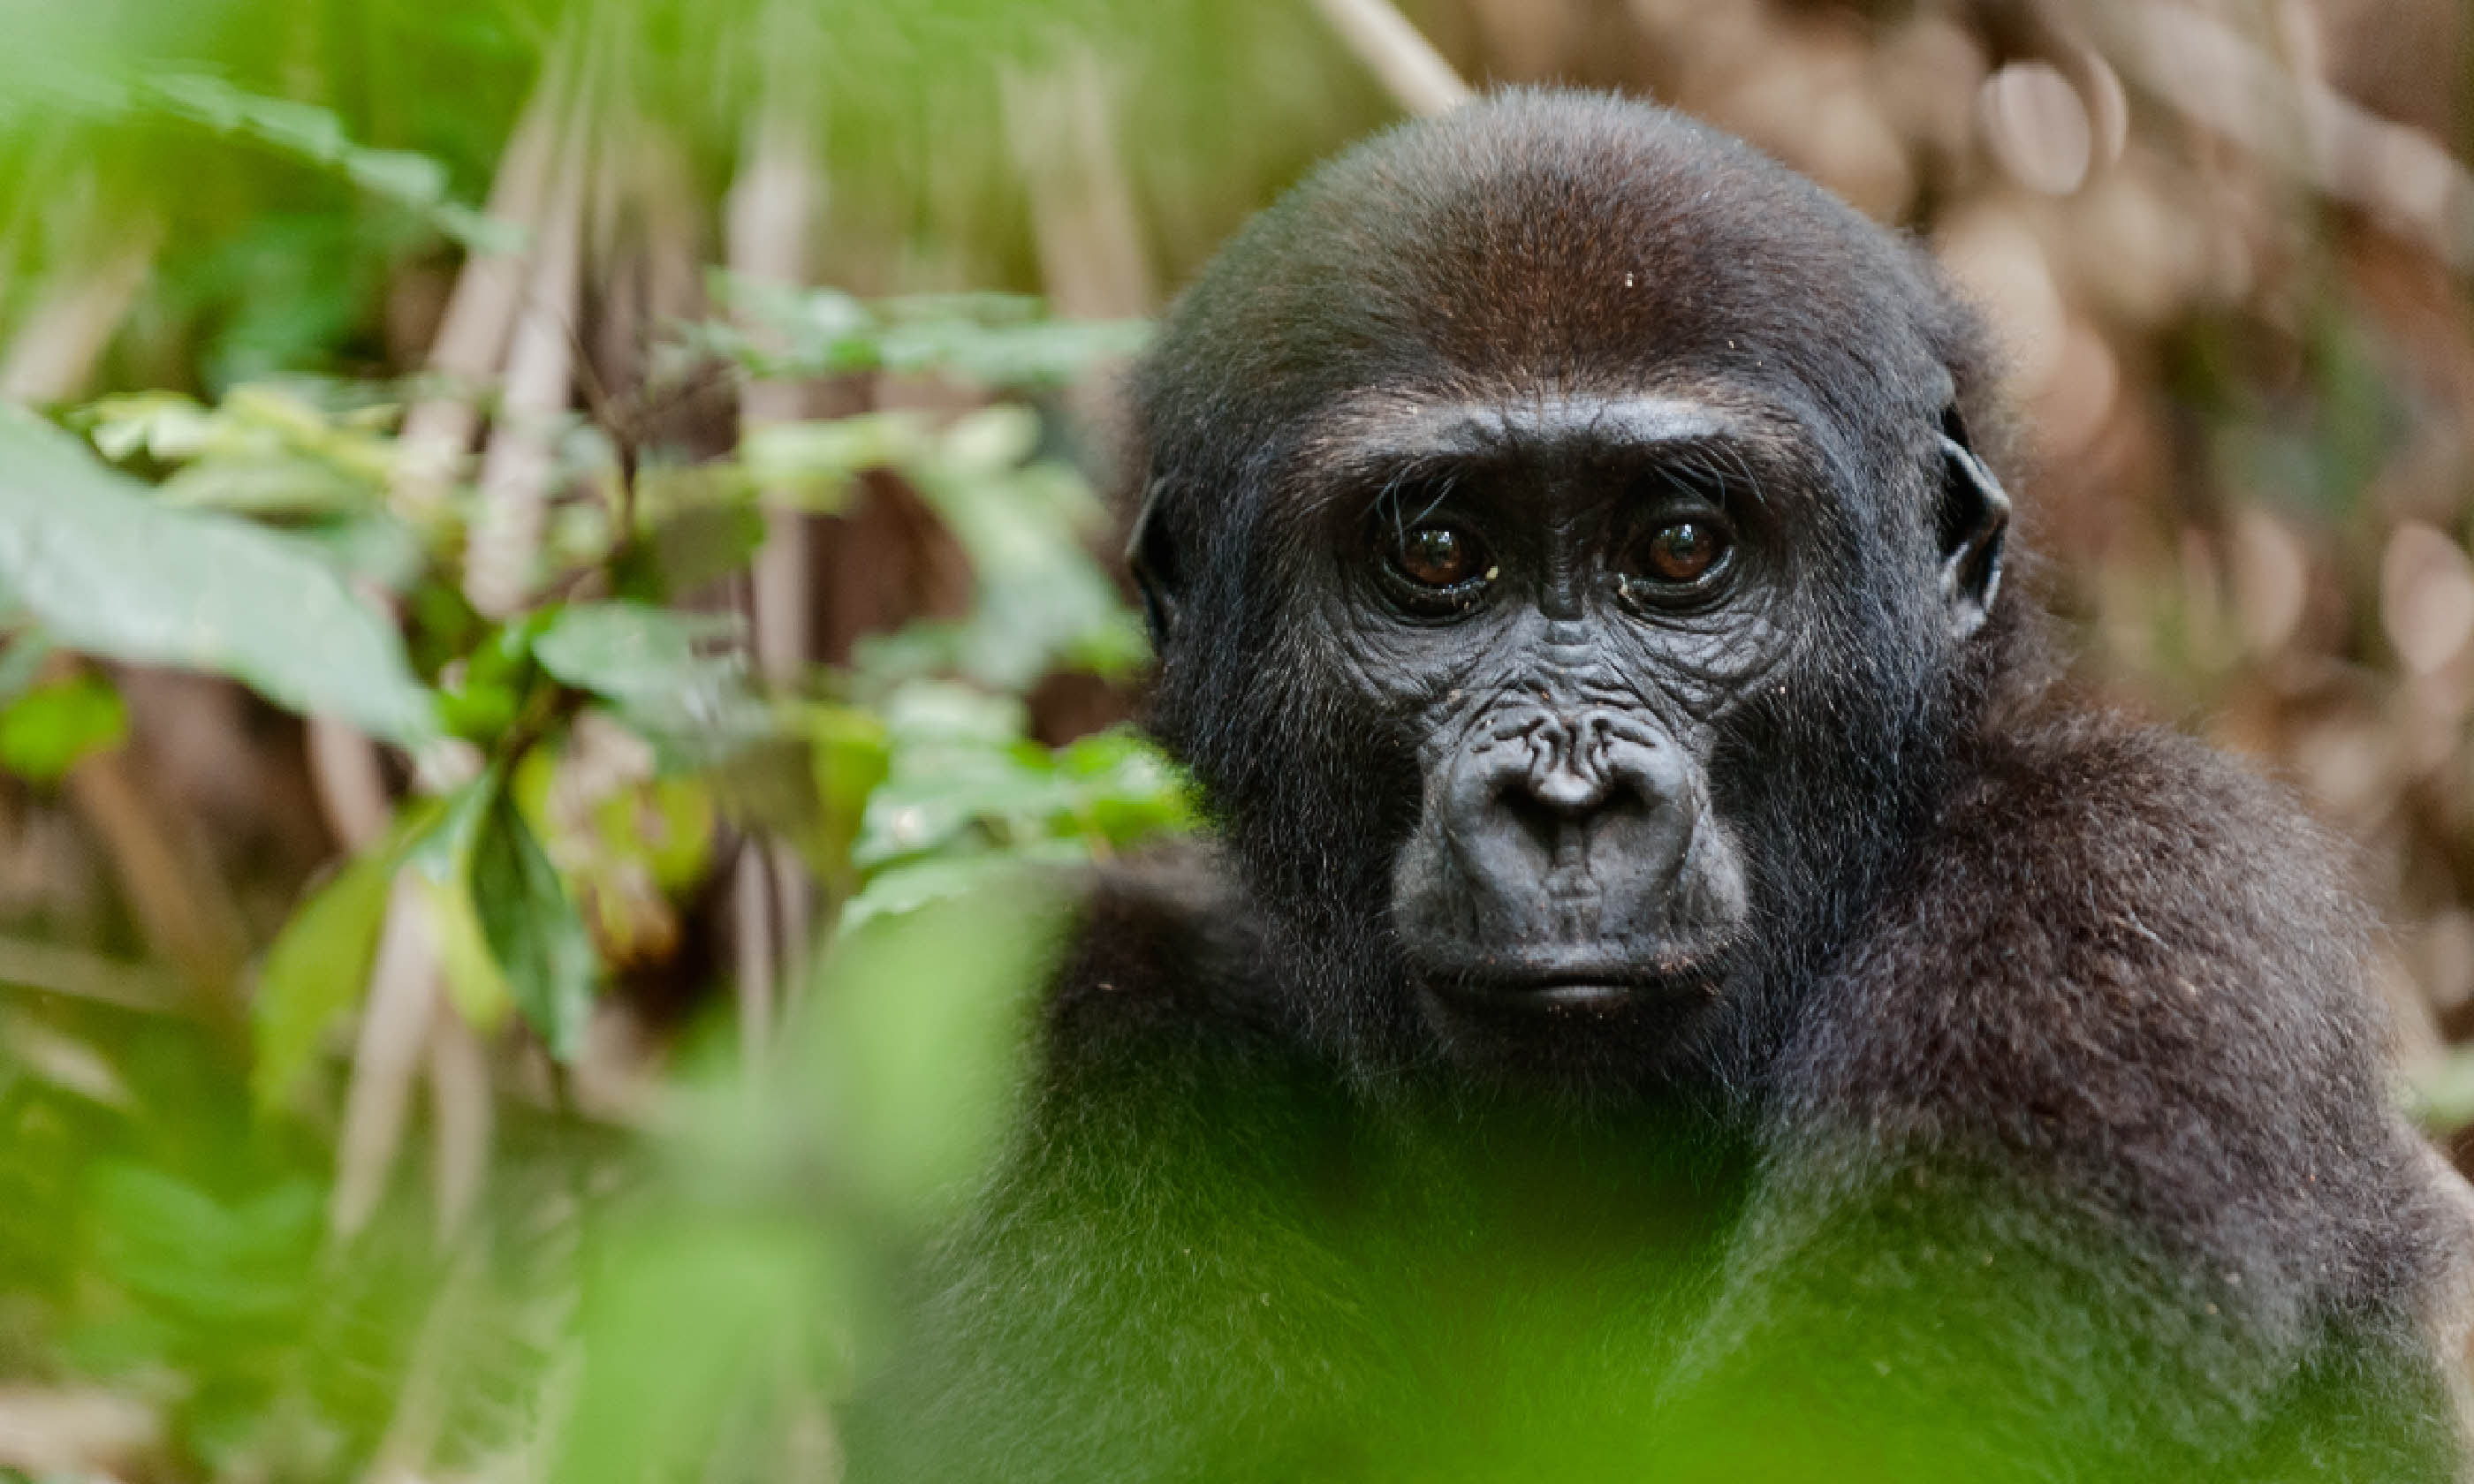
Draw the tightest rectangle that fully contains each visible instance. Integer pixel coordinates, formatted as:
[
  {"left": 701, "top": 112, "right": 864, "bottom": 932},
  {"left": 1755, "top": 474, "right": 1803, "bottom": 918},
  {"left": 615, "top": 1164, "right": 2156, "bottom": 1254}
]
[
  {"left": 1421, "top": 944, "right": 1728, "bottom": 1012},
  {"left": 1453, "top": 979, "right": 1639, "bottom": 1012}
]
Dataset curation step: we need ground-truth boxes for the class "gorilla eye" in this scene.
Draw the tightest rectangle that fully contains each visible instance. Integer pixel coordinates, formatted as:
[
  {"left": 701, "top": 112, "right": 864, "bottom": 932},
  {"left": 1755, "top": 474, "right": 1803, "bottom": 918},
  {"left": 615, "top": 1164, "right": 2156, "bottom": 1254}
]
[
  {"left": 1619, "top": 516, "right": 1735, "bottom": 610},
  {"left": 1397, "top": 525, "right": 1480, "bottom": 587},
  {"left": 1375, "top": 521, "right": 1495, "bottom": 617},
  {"left": 1645, "top": 521, "right": 1726, "bottom": 583}
]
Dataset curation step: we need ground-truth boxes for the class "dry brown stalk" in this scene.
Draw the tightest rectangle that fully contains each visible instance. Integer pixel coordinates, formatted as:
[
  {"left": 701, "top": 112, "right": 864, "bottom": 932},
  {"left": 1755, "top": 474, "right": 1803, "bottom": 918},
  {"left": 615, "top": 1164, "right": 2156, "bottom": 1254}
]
[
  {"left": 427, "top": 995, "right": 494, "bottom": 1241},
  {"left": 725, "top": 87, "right": 830, "bottom": 1053},
  {"left": 463, "top": 85, "right": 593, "bottom": 618},
  {"left": 306, "top": 714, "right": 393, "bottom": 852},
  {"left": 1004, "top": 48, "right": 1157, "bottom": 494},
  {"left": 330, "top": 875, "right": 443, "bottom": 1238},
  {"left": 0, "top": 213, "right": 162, "bottom": 405},
  {"left": 65, "top": 750, "right": 251, "bottom": 1023},
  {"left": 728, "top": 108, "right": 823, "bottom": 689},
  {"left": 732, "top": 839, "right": 781, "bottom": 1060},
  {"left": 0, "top": 217, "right": 254, "bottom": 1036},
  {"left": 1002, "top": 50, "right": 1157, "bottom": 321},
  {"left": 1306, "top": 0, "right": 1471, "bottom": 118},
  {"left": 0, "top": 935, "right": 184, "bottom": 1016},
  {"left": 392, "top": 54, "right": 570, "bottom": 519}
]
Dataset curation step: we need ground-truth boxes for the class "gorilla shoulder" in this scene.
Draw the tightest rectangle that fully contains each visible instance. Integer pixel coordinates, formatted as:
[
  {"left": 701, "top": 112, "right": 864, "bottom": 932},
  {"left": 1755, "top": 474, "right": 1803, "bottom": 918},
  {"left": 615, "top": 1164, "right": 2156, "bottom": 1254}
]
[{"left": 1040, "top": 843, "right": 1293, "bottom": 1072}]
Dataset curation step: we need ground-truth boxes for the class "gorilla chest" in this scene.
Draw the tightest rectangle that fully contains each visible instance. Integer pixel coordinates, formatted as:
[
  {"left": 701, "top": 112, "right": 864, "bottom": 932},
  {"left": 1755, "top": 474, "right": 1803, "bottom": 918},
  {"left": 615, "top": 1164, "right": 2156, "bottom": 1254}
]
[{"left": 1163, "top": 1111, "right": 1756, "bottom": 1432}]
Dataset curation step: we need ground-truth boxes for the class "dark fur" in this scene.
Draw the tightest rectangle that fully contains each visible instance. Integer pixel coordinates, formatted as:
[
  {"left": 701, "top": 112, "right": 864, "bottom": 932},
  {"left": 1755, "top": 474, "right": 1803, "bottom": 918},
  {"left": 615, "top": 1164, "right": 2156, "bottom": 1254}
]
[{"left": 845, "top": 92, "right": 2474, "bottom": 1480}]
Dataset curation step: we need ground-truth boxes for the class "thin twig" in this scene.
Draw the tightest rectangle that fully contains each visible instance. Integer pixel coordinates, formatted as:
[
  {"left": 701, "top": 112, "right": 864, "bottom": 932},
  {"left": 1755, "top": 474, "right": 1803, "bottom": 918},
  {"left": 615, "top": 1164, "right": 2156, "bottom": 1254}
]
[
  {"left": 428, "top": 996, "right": 494, "bottom": 1242},
  {"left": 306, "top": 715, "right": 392, "bottom": 852},
  {"left": 330, "top": 876, "right": 440, "bottom": 1238},
  {"left": 0, "top": 935, "right": 185, "bottom": 1015},
  {"left": 392, "top": 48, "right": 571, "bottom": 518},
  {"left": 1001, "top": 50, "right": 1157, "bottom": 320},
  {"left": 732, "top": 836, "right": 778, "bottom": 1064},
  {"left": 1306, "top": 0, "right": 1471, "bottom": 118},
  {"left": 65, "top": 749, "right": 251, "bottom": 1026},
  {"left": 725, "top": 82, "right": 827, "bottom": 1052},
  {"left": 0, "top": 212, "right": 163, "bottom": 405},
  {"left": 464, "top": 62, "right": 594, "bottom": 617}
]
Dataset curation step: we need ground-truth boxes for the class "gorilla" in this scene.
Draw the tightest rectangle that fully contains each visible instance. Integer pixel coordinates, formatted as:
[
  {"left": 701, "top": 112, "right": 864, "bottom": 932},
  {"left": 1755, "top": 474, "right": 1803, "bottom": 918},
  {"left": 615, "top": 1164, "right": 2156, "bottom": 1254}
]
[{"left": 846, "top": 91, "right": 2474, "bottom": 1481}]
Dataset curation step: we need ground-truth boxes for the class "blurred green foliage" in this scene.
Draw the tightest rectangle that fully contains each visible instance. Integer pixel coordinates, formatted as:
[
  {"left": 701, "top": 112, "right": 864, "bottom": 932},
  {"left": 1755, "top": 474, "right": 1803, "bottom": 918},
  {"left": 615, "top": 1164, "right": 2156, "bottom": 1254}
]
[{"left": 0, "top": 198, "right": 1187, "bottom": 1473}]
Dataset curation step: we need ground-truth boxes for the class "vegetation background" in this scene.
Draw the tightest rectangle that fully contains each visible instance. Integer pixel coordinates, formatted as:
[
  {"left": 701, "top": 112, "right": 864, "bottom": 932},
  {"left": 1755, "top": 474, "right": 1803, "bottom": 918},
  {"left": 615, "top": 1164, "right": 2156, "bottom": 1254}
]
[{"left": 3, "top": 0, "right": 2474, "bottom": 1478}]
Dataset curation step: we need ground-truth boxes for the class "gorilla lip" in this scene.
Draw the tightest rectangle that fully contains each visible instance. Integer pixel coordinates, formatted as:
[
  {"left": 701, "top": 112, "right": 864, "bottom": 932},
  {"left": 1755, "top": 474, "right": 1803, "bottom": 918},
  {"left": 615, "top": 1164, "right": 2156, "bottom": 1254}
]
[
  {"left": 1461, "top": 979, "right": 1639, "bottom": 1012},
  {"left": 1423, "top": 948, "right": 1723, "bottom": 1011}
]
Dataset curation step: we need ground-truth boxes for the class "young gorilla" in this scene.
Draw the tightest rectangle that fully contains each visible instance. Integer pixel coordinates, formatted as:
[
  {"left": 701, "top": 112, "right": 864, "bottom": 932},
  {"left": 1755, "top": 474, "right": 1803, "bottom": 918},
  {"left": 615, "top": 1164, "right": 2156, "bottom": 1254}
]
[{"left": 847, "top": 91, "right": 2474, "bottom": 1480}]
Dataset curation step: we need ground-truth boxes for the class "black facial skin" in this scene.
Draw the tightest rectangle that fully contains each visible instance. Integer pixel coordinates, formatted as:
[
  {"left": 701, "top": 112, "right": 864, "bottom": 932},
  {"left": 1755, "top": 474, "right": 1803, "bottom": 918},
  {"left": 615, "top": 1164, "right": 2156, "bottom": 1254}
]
[{"left": 847, "top": 91, "right": 2474, "bottom": 1481}]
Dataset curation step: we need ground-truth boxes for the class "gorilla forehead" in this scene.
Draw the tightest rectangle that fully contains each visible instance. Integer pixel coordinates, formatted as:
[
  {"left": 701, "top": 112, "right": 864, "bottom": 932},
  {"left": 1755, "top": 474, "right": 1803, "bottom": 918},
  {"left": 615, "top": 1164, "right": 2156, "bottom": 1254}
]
[{"left": 1134, "top": 89, "right": 1957, "bottom": 491}]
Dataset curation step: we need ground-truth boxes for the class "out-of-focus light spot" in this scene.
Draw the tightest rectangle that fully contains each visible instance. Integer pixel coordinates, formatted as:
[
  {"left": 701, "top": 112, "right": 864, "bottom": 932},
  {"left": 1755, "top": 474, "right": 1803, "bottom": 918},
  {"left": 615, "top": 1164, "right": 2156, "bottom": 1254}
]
[
  {"left": 1979, "top": 61, "right": 2092, "bottom": 196},
  {"left": 1936, "top": 211, "right": 2067, "bottom": 394},
  {"left": 2028, "top": 319, "right": 2120, "bottom": 457},
  {"left": 2381, "top": 521, "right": 2474, "bottom": 675},
  {"left": 2078, "top": 52, "right": 2129, "bottom": 170},
  {"left": 2227, "top": 506, "right": 2310, "bottom": 657}
]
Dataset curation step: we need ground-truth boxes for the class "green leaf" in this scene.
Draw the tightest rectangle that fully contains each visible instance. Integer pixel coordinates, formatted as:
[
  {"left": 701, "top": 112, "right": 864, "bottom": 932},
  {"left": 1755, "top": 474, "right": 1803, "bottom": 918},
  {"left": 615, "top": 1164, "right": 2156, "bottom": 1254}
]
[
  {"left": 806, "top": 705, "right": 892, "bottom": 882},
  {"left": 838, "top": 845, "right": 1082, "bottom": 933},
  {"left": 878, "top": 314, "right": 1150, "bottom": 385},
  {"left": 814, "top": 873, "right": 1069, "bottom": 1217},
  {"left": 531, "top": 602, "right": 769, "bottom": 763},
  {"left": 620, "top": 504, "right": 769, "bottom": 599},
  {"left": 849, "top": 696, "right": 1193, "bottom": 875},
  {"left": 0, "top": 672, "right": 126, "bottom": 783},
  {"left": 292, "top": 515, "right": 428, "bottom": 593},
  {"left": 702, "top": 276, "right": 1149, "bottom": 388},
  {"left": 732, "top": 414, "right": 926, "bottom": 508},
  {"left": 899, "top": 429, "right": 1134, "bottom": 692},
  {"left": 0, "top": 409, "right": 438, "bottom": 744},
  {"left": 408, "top": 774, "right": 513, "bottom": 1030},
  {"left": 551, "top": 1218, "right": 839, "bottom": 1484},
  {"left": 248, "top": 807, "right": 435, "bottom": 1114},
  {"left": 87, "top": 1164, "right": 318, "bottom": 1330},
  {"left": 139, "top": 72, "right": 520, "bottom": 254},
  {"left": 85, "top": 391, "right": 221, "bottom": 463},
  {"left": 1057, "top": 729, "right": 1198, "bottom": 846},
  {"left": 155, "top": 454, "right": 372, "bottom": 516},
  {"left": 531, "top": 602, "right": 740, "bottom": 696},
  {"left": 469, "top": 787, "right": 597, "bottom": 1060},
  {"left": 881, "top": 679, "right": 1028, "bottom": 746},
  {"left": 84, "top": 384, "right": 398, "bottom": 500}
]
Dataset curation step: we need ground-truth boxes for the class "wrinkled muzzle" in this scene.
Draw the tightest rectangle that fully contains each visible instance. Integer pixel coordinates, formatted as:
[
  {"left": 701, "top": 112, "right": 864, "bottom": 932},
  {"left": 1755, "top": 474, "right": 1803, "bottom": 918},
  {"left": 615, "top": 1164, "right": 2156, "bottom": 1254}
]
[{"left": 1392, "top": 695, "right": 1749, "bottom": 989}]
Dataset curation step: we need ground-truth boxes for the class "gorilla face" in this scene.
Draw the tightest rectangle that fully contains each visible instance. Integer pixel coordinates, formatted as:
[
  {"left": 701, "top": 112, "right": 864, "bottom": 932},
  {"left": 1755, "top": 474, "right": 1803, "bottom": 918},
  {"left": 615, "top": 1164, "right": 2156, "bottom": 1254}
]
[
  {"left": 1127, "top": 93, "right": 2013, "bottom": 1086},
  {"left": 1330, "top": 397, "right": 1778, "bottom": 1006},
  {"left": 1282, "top": 388, "right": 2006, "bottom": 1073}
]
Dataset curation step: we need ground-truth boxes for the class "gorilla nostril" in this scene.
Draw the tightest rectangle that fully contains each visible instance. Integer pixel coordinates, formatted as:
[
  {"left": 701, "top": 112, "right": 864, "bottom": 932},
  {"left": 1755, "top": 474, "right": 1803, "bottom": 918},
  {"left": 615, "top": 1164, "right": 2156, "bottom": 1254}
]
[
  {"left": 1528, "top": 763, "right": 1610, "bottom": 815},
  {"left": 1519, "top": 713, "right": 1615, "bottom": 816}
]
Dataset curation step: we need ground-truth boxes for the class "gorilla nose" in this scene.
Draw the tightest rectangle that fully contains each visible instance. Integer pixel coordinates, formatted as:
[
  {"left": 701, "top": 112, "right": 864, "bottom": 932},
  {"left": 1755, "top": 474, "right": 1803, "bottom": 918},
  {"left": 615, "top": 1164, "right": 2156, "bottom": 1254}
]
[
  {"left": 1519, "top": 713, "right": 1622, "bottom": 817},
  {"left": 1397, "top": 699, "right": 1728, "bottom": 962}
]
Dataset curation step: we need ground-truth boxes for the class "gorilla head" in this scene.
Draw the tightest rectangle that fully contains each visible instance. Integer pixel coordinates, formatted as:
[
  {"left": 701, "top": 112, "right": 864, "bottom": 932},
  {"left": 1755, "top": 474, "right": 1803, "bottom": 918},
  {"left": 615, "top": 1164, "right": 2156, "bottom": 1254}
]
[{"left": 1124, "top": 91, "right": 2018, "bottom": 1089}]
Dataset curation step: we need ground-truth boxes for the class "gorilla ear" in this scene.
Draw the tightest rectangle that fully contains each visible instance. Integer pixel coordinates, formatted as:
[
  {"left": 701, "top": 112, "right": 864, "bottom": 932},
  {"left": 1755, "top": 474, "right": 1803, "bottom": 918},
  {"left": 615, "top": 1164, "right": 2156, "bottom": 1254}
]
[
  {"left": 1934, "top": 407, "right": 2011, "bottom": 641},
  {"left": 1126, "top": 479, "right": 1182, "bottom": 652}
]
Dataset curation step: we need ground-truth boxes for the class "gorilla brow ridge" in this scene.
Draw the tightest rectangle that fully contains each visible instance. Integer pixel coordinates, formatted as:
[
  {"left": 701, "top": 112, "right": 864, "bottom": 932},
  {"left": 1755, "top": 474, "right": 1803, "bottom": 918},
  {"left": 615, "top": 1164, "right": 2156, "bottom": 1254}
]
[{"left": 1306, "top": 427, "right": 1796, "bottom": 536}]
